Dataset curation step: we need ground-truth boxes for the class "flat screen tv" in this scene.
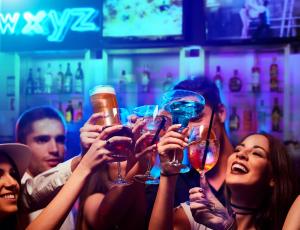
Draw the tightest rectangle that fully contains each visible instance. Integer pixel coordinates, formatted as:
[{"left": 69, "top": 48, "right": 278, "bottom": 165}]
[
  {"left": 205, "top": 0, "right": 300, "bottom": 44},
  {"left": 102, "top": 0, "right": 186, "bottom": 47}
]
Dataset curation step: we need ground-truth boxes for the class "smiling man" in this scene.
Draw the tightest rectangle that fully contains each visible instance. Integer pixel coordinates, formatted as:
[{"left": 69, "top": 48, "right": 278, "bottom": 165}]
[{"left": 16, "top": 106, "right": 75, "bottom": 230}]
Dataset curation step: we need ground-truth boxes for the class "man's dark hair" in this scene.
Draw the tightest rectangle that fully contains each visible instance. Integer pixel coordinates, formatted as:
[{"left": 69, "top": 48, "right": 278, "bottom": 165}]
[
  {"left": 16, "top": 106, "right": 65, "bottom": 144},
  {"left": 174, "top": 76, "right": 222, "bottom": 110}
]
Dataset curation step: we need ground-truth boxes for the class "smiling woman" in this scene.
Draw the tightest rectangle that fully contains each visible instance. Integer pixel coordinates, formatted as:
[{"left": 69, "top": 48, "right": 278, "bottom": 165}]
[
  {"left": 0, "top": 143, "right": 31, "bottom": 229},
  {"left": 188, "top": 133, "right": 299, "bottom": 230}
]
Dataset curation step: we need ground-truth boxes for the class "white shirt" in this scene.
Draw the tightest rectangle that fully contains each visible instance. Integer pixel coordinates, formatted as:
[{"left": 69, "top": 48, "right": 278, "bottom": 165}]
[{"left": 21, "top": 158, "right": 75, "bottom": 230}]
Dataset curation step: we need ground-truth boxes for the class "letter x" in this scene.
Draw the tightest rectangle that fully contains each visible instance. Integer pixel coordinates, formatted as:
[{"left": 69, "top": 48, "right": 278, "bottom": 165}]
[{"left": 22, "top": 11, "right": 46, "bottom": 35}]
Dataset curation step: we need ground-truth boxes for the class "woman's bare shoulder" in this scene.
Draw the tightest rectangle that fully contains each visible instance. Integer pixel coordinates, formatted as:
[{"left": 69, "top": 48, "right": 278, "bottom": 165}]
[{"left": 83, "top": 193, "right": 105, "bottom": 225}]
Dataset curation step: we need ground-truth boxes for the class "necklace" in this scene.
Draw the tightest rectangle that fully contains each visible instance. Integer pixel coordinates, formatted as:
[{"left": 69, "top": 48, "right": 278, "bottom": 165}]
[{"left": 230, "top": 202, "right": 258, "bottom": 215}]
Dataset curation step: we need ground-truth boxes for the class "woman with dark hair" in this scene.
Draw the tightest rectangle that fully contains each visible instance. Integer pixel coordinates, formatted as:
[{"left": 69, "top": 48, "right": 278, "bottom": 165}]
[
  {"left": 0, "top": 122, "right": 130, "bottom": 229},
  {"left": 149, "top": 132, "right": 299, "bottom": 230},
  {"left": 189, "top": 133, "right": 299, "bottom": 230}
]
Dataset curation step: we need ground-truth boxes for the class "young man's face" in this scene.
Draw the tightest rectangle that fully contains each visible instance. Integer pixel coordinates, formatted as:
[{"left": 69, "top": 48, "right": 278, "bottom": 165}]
[
  {"left": 188, "top": 104, "right": 225, "bottom": 142},
  {"left": 25, "top": 118, "right": 66, "bottom": 177}
]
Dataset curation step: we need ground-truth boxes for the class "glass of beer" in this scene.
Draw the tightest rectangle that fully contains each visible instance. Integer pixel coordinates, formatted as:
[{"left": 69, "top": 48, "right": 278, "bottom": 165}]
[
  {"left": 89, "top": 85, "right": 133, "bottom": 185},
  {"left": 89, "top": 85, "right": 120, "bottom": 126}
]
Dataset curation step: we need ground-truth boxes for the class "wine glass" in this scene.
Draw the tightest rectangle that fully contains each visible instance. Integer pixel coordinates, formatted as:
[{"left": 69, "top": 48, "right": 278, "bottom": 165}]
[
  {"left": 108, "top": 108, "right": 134, "bottom": 185},
  {"left": 161, "top": 89, "right": 205, "bottom": 173},
  {"left": 188, "top": 125, "right": 220, "bottom": 178},
  {"left": 133, "top": 105, "right": 171, "bottom": 184}
]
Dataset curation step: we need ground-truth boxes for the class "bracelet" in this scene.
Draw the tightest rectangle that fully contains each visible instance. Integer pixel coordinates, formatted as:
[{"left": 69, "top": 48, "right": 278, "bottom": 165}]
[{"left": 160, "top": 171, "right": 179, "bottom": 177}]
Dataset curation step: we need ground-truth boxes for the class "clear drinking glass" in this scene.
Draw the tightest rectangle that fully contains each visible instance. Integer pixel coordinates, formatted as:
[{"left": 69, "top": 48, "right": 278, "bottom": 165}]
[
  {"left": 161, "top": 89, "right": 205, "bottom": 173},
  {"left": 133, "top": 105, "right": 171, "bottom": 184},
  {"left": 89, "top": 85, "right": 133, "bottom": 185},
  {"left": 188, "top": 125, "right": 220, "bottom": 177},
  {"left": 108, "top": 108, "right": 134, "bottom": 185}
]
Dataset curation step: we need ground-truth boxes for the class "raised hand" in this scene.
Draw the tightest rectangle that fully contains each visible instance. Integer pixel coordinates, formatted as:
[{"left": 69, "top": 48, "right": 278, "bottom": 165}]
[
  {"left": 189, "top": 176, "right": 235, "bottom": 229},
  {"left": 80, "top": 113, "right": 105, "bottom": 154},
  {"left": 157, "top": 124, "right": 188, "bottom": 175}
]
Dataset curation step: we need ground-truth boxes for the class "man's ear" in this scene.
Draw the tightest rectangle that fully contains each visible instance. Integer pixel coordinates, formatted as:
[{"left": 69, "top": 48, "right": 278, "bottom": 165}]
[{"left": 216, "top": 104, "right": 226, "bottom": 123}]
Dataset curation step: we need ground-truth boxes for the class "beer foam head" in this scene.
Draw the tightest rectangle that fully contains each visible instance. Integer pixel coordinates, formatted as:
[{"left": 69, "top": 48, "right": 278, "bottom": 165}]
[{"left": 89, "top": 85, "right": 116, "bottom": 96}]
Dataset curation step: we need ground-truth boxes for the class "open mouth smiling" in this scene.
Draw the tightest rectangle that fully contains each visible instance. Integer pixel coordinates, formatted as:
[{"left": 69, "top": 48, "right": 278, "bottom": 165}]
[{"left": 231, "top": 161, "right": 249, "bottom": 174}]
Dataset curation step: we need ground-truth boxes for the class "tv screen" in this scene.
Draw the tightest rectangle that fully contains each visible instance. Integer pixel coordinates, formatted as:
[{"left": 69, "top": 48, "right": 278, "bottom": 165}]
[
  {"left": 102, "top": 0, "right": 183, "bottom": 41},
  {"left": 205, "top": 0, "right": 300, "bottom": 42}
]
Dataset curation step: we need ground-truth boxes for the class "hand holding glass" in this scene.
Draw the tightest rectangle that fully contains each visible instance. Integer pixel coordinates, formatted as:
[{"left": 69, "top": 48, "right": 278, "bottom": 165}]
[
  {"left": 161, "top": 89, "right": 205, "bottom": 173},
  {"left": 133, "top": 105, "right": 170, "bottom": 184}
]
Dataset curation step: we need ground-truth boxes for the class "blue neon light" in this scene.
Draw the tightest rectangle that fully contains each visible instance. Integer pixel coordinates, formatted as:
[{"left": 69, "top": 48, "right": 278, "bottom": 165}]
[
  {"left": 47, "top": 9, "right": 73, "bottom": 42},
  {"left": 0, "top": 8, "right": 100, "bottom": 42},
  {"left": 22, "top": 11, "right": 47, "bottom": 35},
  {"left": 70, "top": 8, "right": 99, "bottom": 32},
  {"left": 0, "top": 12, "right": 20, "bottom": 34}
]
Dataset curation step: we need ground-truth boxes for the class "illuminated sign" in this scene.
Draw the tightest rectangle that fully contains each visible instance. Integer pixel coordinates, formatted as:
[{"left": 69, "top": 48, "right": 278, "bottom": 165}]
[{"left": 0, "top": 8, "right": 100, "bottom": 42}]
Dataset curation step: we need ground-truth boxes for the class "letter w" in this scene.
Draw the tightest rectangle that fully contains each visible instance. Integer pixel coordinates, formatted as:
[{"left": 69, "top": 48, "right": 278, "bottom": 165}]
[{"left": 0, "top": 13, "right": 20, "bottom": 34}]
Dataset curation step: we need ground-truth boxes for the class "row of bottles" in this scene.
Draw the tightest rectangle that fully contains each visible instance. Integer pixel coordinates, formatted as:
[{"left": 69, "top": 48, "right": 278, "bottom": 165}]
[
  {"left": 213, "top": 57, "right": 280, "bottom": 93},
  {"left": 229, "top": 97, "right": 283, "bottom": 133},
  {"left": 25, "top": 62, "right": 84, "bottom": 95},
  {"left": 116, "top": 68, "right": 175, "bottom": 94},
  {"left": 58, "top": 100, "right": 83, "bottom": 123}
]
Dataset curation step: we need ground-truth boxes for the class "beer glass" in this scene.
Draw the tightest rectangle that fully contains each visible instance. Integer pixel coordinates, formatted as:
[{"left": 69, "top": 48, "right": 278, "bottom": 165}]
[{"left": 89, "top": 85, "right": 133, "bottom": 185}]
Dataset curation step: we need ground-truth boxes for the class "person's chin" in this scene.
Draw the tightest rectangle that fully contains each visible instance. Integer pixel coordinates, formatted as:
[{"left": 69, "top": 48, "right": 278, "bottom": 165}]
[{"left": 46, "top": 160, "right": 61, "bottom": 168}]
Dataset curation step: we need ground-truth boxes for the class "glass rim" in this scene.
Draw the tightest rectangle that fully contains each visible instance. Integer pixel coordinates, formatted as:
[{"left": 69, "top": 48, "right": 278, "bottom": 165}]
[
  {"left": 89, "top": 85, "right": 116, "bottom": 96},
  {"left": 161, "top": 89, "right": 205, "bottom": 105}
]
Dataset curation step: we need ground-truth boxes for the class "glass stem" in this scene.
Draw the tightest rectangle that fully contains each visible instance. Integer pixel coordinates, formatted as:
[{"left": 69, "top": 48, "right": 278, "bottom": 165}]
[
  {"left": 117, "top": 162, "right": 122, "bottom": 180},
  {"left": 172, "top": 149, "right": 179, "bottom": 163},
  {"left": 145, "top": 159, "right": 151, "bottom": 176}
]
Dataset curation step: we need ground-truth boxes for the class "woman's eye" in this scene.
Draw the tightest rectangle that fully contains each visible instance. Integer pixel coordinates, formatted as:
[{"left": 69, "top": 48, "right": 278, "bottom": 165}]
[
  {"left": 234, "top": 147, "right": 241, "bottom": 152},
  {"left": 253, "top": 152, "right": 263, "bottom": 157}
]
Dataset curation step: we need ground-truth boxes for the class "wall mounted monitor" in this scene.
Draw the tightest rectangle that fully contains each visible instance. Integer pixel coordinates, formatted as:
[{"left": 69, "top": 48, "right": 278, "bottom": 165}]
[
  {"left": 205, "top": 0, "right": 300, "bottom": 44},
  {"left": 102, "top": 0, "right": 186, "bottom": 47}
]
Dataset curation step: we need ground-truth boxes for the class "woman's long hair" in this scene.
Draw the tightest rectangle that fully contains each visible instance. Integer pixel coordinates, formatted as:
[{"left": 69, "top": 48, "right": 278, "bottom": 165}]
[
  {"left": 256, "top": 133, "right": 299, "bottom": 229},
  {"left": 226, "top": 133, "right": 299, "bottom": 230}
]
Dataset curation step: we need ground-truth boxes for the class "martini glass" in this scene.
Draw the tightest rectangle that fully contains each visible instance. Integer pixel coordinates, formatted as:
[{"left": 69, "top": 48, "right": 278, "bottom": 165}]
[
  {"left": 161, "top": 89, "right": 205, "bottom": 173},
  {"left": 133, "top": 105, "right": 171, "bottom": 184}
]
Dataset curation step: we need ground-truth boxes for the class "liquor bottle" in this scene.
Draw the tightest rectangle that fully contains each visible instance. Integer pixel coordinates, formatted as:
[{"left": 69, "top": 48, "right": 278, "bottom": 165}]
[
  {"left": 271, "top": 97, "right": 282, "bottom": 132},
  {"left": 75, "top": 101, "right": 83, "bottom": 122},
  {"left": 44, "top": 63, "right": 53, "bottom": 94},
  {"left": 243, "top": 109, "right": 253, "bottom": 132},
  {"left": 74, "top": 62, "right": 84, "bottom": 94},
  {"left": 257, "top": 99, "right": 267, "bottom": 132},
  {"left": 56, "top": 64, "right": 64, "bottom": 93},
  {"left": 251, "top": 66, "right": 260, "bottom": 93},
  {"left": 118, "top": 70, "right": 127, "bottom": 93},
  {"left": 63, "top": 63, "right": 72, "bottom": 93},
  {"left": 229, "top": 69, "right": 242, "bottom": 92},
  {"left": 26, "top": 68, "right": 34, "bottom": 95},
  {"left": 35, "top": 67, "right": 43, "bottom": 94},
  {"left": 163, "top": 72, "right": 174, "bottom": 92},
  {"left": 65, "top": 100, "right": 74, "bottom": 123},
  {"left": 213, "top": 66, "right": 223, "bottom": 89},
  {"left": 141, "top": 66, "right": 151, "bottom": 93},
  {"left": 229, "top": 107, "right": 240, "bottom": 131},
  {"left": 58, "top": 101, "right": 64, "bottom": 116},
  {"left": 270, "top": 57, "right": 279, "bottom": 92}
]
